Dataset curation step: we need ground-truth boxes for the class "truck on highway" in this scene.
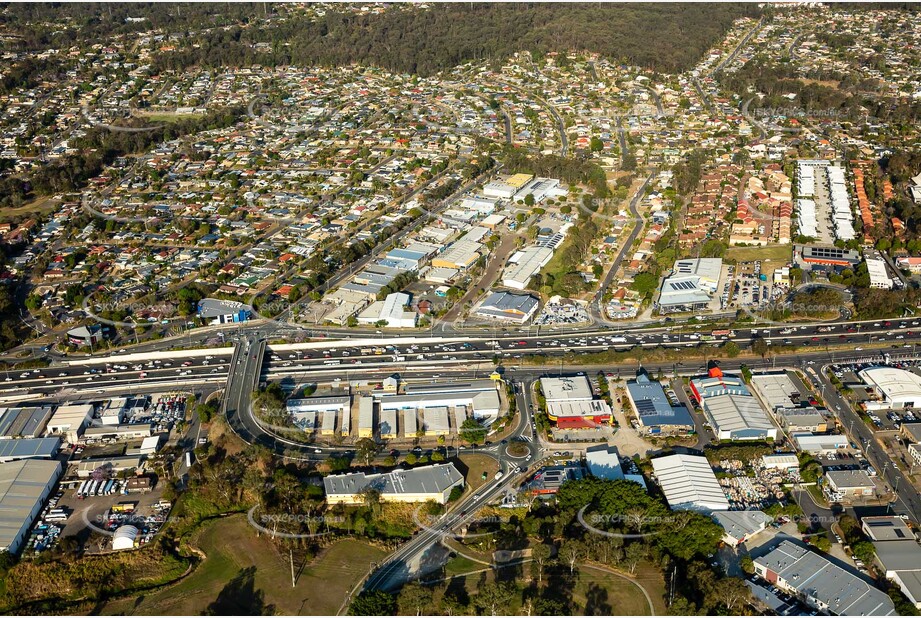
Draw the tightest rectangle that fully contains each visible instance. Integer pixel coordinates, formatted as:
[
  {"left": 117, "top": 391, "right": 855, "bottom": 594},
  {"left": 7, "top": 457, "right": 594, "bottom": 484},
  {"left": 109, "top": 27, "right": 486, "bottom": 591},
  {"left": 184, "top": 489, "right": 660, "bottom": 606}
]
[
  {"left": 712, "top": 329, "right": 735, "bottom": 338},
  {"left": 393, "top": 355, "right": 406, "bottom": 362},
  {"left": 817, "top": 326, "right": 833, "bottom": 333},
  {"left": 611, "top": 336, "right": 628, "bottom": 343},
  {"left": 323, "top": 359, "right": 341, "bottom": 366},
  {"left": 495, "top": 471, "right": 504, "bottom": 480}
]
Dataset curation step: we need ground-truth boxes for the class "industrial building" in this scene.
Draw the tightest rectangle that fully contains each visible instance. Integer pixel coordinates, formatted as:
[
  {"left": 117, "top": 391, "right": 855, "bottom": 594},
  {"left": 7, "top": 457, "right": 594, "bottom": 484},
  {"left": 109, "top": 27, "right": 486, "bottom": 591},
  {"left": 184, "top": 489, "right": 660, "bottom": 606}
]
[
  {"left": 712, "top": 510, "right": 771, "bottom": 547},
  {"left": 356, "top": 292, "right": 418, "bottom": 328},
  {"left": 83, "top": 424, "right": 152, "bottom": 441},
  {"left": 287, "top": 395, "right": 350, "bottom": 434},
  {"left": 0, "top": 406, "right": 53, "bottom": 439},
  {"left": 584, "top": 444, "right": 624, "bottom": 481},
  {"left": 431, "top": 239, "right": 482, "bottom": 270},
  {"left": 112, "top": 525, "right": 139, "bottom": 551},
  {"left": 689, "top": 373, "right": 778, "bottom": 441},
  {"left": 866, "top": 255, "right": 893, "bottom": 290},
  {"left": 863, "top": 517, "right": 921, "bottom": 609},
  {"left": 323, "top": 463, "right": 464, "bottom": 505},
  {"left": 0, "top": 459, "right": 62, "bottom": 554},
  {"left": 376, "top": 380, "right": 501, "bottom": 425},
  {"left": 794, "top": 245, "right": 861, "bottom": 271},
  {"left": 474, "top": 291, "right": 539, "bottom": 324},
  {"left": 777, "top": 408, "right": 828, "bottom": 433},
  {"left": 657, "top": 258, "right": 722, "bottom": 313},
  {"left": 791, "top": 432, "right": 848, "bottom": 455},
  {"left": 502, "top": 246, "right": 554, "bottom": 290},
  {"left": 625, "top": 373, "right": 694, "bottom": 435},
  {"left": 540, "top": 375, "right": 612, "bottom": 428},
  {"left": 379, "top": 408, "right": 398, "bottom": 439},
  {"left": 197, "top": 298, "right": 252, "bottom": 325},
  {"left": 76, "top": 455, "right": 143, "bottom": 478},
  {"left": 358, "top": 396, "right": 374, "bottom": 438},
  {"left": 859, "top": 366, "right": 921, "bottom": 411},
  {"left": 45, "top": 403, "right": 93, "bottom": 443},
  {"left": 422, "top": 407, "right": 450, "bottom": 436},
  {"left": 650, "top": 454, "right": 729, "bottom": 512},
  {"left": 749, "top": 373, "right": 805, "bottom": 412},
  {"left": 0, "top": 437, "right": 61, "bottom": 463},
  {"left": 753, "top": 540, "right": 895, "bottom": 615},
  {"left": 825, "top": 469, "right": 876, "bottom": 499},
  {"left": 762, "top": 454, "right": 800, "bottom": 470}
]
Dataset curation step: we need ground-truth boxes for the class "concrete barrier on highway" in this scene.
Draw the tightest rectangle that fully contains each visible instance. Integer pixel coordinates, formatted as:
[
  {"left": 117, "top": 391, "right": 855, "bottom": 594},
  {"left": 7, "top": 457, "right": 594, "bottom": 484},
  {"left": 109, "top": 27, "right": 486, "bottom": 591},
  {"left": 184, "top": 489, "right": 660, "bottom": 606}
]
[
  {"left": 268, "top": 336, "right": 483, "bottom": 352},
  {"left": 62, "top": 347, "right": 234, "bottom": 367}
]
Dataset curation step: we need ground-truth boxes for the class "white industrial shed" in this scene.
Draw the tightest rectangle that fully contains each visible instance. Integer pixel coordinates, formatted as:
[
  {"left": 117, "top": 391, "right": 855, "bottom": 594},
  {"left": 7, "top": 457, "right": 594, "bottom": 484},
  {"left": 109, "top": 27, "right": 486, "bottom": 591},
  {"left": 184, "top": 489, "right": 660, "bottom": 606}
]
[
  {"left": 0, "top": 459, "right": 62, "bottom": 554},
  {"left": 860, "top": 367, "right": 921, "bottom": 410},
  {"left": 45, "top": 403, "right": 93, "bottom": 443},
  {"left": 650, "top": 454, "right": 729, "bottom": 512},
  {"left": 112, "top": 525, "right": 138, "bottom": 550}
]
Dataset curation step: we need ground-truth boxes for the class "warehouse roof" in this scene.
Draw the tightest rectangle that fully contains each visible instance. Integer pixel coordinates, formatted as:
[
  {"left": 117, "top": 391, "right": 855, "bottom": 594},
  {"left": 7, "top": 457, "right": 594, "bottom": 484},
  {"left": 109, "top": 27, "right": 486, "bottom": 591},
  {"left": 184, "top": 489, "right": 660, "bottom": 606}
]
[
  {"left": 0, "top": 437, "right": 61, "bottom": 462},
  {"left": 627, "top": 374, "right": 695, "bottom": 428},
  {"left": 755, "top": 540, "right": 895, "bottom": 616},
  {"left": 859, "top": 367, "right": 921, "bottom": 403},
  {"left": 874, "top": 540, "right": 921, "bottom": 572},
  {"left": 750, "top": 373, "right": 803, "bottom": 411},
  {"left": 0, "top": 459, "right": 62, "bottom": 552},
  {"left": 585, "top": 444, "right": 624, "bottom": 481},
  {"left": 712, "top": 510, "right": 771, "bottom": 542},
  {"left": 862, "top": 516, "right": 915, "bottom": 542},
  {"left": 540, "top": 375, "right": 593, "bottom": 402},
  {"left": 826, "top": 469, "right": 875, "bottom": 490},
  {"left": 650, "top": 454, "right": 729, "bottom": 512},
  {"left": 324, "top": 463, "right": 463, "bottom": 498},
  {"left": 701, "top": 393, "right": 776, "bottom": 434}
]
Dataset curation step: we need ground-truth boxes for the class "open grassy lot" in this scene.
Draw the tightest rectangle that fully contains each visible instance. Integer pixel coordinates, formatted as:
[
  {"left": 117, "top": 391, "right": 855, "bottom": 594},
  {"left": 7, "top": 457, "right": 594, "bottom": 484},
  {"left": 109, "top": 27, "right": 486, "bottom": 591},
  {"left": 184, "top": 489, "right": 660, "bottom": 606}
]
[
  {"left": 456, "top": 453, "right": 500, "bottom": 492},
  {"left": 435, "top": 559, "right": 660, "bottom": 615},
  {"left": 98, "top": 515, "right": 385, "bottom": 616},
  {"left": 725, "top": 244, "right": 792, "bottom": 263}
]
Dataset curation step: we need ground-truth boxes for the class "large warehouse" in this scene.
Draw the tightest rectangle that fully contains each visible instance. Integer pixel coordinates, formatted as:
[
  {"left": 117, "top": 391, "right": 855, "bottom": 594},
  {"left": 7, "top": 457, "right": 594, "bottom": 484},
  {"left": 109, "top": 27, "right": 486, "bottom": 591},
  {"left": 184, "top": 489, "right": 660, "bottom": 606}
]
[
  {"left": 625, "top": 374, "right": 695, "bottom": 435},
  {"left": 324, "top": 463, "right": 464, "bottom": 505},
  {"left": 650, "top": 454, "right": 729, "bottom": 512},
  {"left": 859, "top": 367, "right": 921, "bottom": 411},
  {"left": 690, "top": 372, "right": 778, "bottom": 441},
  {"left": 474, "top": 291, "right": 539, "bottom": 324},
  {"left": 0, "top": 459, "right": 62, "bottom": 554}
]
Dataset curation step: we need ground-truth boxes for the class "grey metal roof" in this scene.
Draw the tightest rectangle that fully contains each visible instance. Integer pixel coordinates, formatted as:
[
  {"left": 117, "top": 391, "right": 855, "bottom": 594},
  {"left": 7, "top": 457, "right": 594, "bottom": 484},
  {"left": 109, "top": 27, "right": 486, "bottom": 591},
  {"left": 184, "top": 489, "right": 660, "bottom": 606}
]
[
  {"left": 0, "top": 438, "right": 61, "bottom": 461},
  {"left": 0, "top": 459, "right": 62, "bottom": 553},
  {"left": 873, "top": 540, "right": 921, "bottom": 573},
  {"left": 324, "top": 463, "right": 463, "bottom": 498},
  {"left": 755, "top": 540, "right": 895, "bottom": 616}
]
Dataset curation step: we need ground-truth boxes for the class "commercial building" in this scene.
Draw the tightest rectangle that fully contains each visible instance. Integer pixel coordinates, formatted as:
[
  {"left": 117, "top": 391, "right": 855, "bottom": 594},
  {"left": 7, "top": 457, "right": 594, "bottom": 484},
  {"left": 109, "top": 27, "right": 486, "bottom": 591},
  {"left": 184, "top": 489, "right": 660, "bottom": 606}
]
[
  {"left": 0, "top": 406, "right": 53, "bottom": 439},
  {"left": 482, "top": 180, "right": 518, "bottom": 200},
  {"left": 524, "top": 465, "right": 585, "bottom": 495},
  {"left": 67, "top": 324, "right": 102, "bottom": 346},
  {"left": 0, "top": 437, "right": 61, "bottom": 463},
  {"left": 795, "top": 245, "right": 861, "bottom": 271},
  {"left": 753, "top": 539, "right": 895, "bottom": 615},
  {"left": 197, "top": 298, "right": 252, "bottom": 325},
  {"left": 540, "top": 376, "right": 612, "bottom": 428},
  {"left": 379, "top": 408, "right": 398, "bottom": 439},
  {"left": 862, "top": 517, "right": 921, "bottom": 609},
  {"left": 625, "top": 374, "right": 694, "bottom": 435},
  {"left": 650, "top": 454, "right": 729, "bottom": 512},
  {"left": 825, "top": 469, "right": 876, "bottom": 499},
  {"left": 712, "top": 510, "right": 771, "bottom": 547},
  {"left": 474, "top": 291, "right": 539, "bottom": 324},
  {"left": 45, "top": 403, "right": 93, "bottom": 443},
  {"left": 585, "top": 444, "right": 624, "bottom": 481},
  {"left": 324, "top": 463, "right": 464, "bottom": 505},
  {"left": 866, "top": 256, "right": 893, "bottom": 290},
  {"left": 356, "top": 292, "right": 418, "bottom": 328},
  {"left": 657, "top": 258, "right": 722, "bottom": 313},
  {"left": 0, "top": 459, "right": 62, "bottom": 554},
  {"left": 502, "top": 246, "right": 554, "bottom": 290},
  {"left": 422, "top": 407, "right": 450, "bottom": 436},
  {"left": 859, "top": 367, "right": 921, "bottom": 411},
  {"left": 777, "top": 408, "right": 828, "bottom": 433},
  {"left": 689, "top": 374, "right": 778, "bottom": 441},
  {"left": 862, "top": 516, "right": 915, "bottom": 542}
]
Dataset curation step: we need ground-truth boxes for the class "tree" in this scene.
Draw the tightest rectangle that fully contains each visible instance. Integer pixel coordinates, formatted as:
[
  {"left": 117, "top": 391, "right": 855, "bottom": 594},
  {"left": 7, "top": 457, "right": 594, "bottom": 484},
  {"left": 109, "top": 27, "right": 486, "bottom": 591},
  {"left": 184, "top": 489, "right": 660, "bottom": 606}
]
[
  {"left": 624, "top": 542, "right": 646, "bottom": 574},
  {"left": 348, "top": 590, "right": 396, "bottom": 615},
  {"left": 524, "top": 192, "right": 536, "bottom": 207},
  {"left": 559, "top": 539, "right": 584, "bottom": 574},
  {"left": 751, "top": 336, "right": 769, "bottom": 359},
  {"left": 531, "top": 543, "right": 552, "bottom": 586},
  {"left": 724, "top": 341, "right": 740, "bottom": 358},
  {"left": 397, "top": 582, "right": 433, "bottom": 616},
  {"left": 473, "top": 581, "right": 517, "bottom": 616},
  {"left": 355, "top": 438, "right": 380, "bottom": 466},
  {"left": 715, "top": 577, "right": 751, "bottom": 612},
  {"left": 459, "top": 418, "right": 487, "bottom": 444},
  {"left": 590, "top": 136, "right": 604, "bottom": 152}
]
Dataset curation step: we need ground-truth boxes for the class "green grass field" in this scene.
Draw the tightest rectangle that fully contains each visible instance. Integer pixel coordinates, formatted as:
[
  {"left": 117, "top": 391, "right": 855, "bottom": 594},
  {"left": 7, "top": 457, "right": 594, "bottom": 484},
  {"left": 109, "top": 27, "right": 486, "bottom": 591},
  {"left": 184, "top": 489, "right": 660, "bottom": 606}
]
[
  {"left": 98, "top": 515, "right": 385, "bottom": 616},
  {"left": 725, "top": 245, "right": 792, "bottom": 263}
]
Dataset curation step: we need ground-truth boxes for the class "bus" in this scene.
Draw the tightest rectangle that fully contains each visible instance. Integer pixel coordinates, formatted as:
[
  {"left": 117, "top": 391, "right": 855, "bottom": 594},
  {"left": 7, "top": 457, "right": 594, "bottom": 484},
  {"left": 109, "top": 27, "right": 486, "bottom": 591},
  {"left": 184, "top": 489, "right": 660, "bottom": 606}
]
[{"left": 185, "top": 452, "right": 193, "bottom": 469}]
